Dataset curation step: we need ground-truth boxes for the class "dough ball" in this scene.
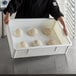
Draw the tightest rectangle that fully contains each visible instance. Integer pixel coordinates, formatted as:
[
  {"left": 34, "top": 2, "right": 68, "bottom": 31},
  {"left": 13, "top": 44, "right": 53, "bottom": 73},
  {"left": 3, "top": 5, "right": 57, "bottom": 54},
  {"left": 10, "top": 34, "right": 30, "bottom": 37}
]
[
  {"left": 32, "top": 40, "right": 43, "bottom": 46},
  {"left": 42, "top": 25, "right": 52, "bottom": 36},
  {"left": 18, "top": 41, "right": 28, "bottom": 48},
  {"left": 14, "top": 28, "right": 23, "bottom": 37},
  {"left": 47, "top": 39, "right": 57, "bottom": 45},
  {"left": 27, "top": 28, "right": 38, "bottom": 36}
]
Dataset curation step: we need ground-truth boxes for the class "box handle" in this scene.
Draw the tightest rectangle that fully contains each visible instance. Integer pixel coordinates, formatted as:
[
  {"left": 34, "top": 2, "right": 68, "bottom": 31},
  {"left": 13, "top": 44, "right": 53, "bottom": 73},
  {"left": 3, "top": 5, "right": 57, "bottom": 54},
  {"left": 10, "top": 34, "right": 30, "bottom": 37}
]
[
  {"left": 26, "top": 49, "right": 29, "bottom": 54},
  {"left": 54, "top": 47, "right": 57, "bottom": 51}
]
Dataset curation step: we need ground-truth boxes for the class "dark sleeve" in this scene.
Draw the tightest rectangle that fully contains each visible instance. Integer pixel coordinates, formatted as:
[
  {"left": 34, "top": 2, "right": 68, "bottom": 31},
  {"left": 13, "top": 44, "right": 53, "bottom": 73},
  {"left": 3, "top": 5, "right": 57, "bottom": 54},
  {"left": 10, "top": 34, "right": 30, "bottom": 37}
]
[
  {"left": 49, "top": 0, "right": 64, "bottom": 20},
  {"left": 3, "top": 0, "right": 23, "bottom": 16}
]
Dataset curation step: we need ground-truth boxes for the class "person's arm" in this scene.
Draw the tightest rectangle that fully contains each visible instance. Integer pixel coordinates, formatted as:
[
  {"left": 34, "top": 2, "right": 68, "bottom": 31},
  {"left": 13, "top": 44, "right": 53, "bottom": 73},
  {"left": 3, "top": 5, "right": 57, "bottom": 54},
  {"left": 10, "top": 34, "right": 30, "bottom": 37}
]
[
  {"left": 4, "top": 0, "right": 23, "bottom": 15},
  {"left": 3, "top": 0, "right": 23, "bottom": 24},
  {"left": 49, "top": 0, "right": 68, "bottom": 35}
]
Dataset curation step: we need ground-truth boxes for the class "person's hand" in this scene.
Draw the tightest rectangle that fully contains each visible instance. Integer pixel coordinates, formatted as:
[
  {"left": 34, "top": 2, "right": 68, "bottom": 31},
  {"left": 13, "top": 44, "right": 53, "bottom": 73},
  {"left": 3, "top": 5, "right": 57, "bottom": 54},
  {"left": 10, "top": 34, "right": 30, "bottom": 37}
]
[
  {"left": 58, "top": 16, "right": 69, "bottom": 36},
  {"left": 4, "top": 12, "right": 10, "bottom": 24},
  {"left": 63, "top": 27, "right": 69, "bottom": 36}
]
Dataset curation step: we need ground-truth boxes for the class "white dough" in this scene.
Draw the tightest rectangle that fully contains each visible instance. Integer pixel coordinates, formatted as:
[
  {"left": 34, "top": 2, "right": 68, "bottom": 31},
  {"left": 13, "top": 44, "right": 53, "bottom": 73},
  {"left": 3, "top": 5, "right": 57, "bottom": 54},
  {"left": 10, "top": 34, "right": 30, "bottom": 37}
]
[
  {"left": 13, "top": 28, "right": 23, "bottom": 37},
  {"left": 47, "top": 39, "right": 57, "bottom": 45},
  {"left": 18, "top": 41, "right": 28, "bottom": 48},
  {"left": 42, "top": 25, "right": 52, "bottom": 36},
  {"left": 32, "top": 40, "right": 43, "bottom": 46},
  {"left": 27, "top": 28, "right": 39, "bottom": 36}
]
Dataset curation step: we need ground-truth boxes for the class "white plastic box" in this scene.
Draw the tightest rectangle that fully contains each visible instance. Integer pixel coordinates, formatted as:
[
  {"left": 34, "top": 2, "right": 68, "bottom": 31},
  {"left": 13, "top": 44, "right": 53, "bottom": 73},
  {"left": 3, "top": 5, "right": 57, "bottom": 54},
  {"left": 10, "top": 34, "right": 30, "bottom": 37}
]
[{"left": 6, "top": 19, "right": 72, "bottom": 58}]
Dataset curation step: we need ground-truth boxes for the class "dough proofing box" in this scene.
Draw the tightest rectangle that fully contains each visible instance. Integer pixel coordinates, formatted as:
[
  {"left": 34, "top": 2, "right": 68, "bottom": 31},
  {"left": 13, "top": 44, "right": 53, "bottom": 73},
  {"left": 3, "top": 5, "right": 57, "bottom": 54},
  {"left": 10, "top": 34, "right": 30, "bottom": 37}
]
[{"left": 6, "top": 19, "right": 72, "bottom": 58}]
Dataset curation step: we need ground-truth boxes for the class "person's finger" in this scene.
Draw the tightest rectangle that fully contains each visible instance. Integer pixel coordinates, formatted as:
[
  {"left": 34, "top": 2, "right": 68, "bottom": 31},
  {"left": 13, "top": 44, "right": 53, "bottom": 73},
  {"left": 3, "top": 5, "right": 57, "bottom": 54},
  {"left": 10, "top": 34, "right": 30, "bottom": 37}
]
[
  {"left": 4, "top": 17, "right": 10, "bottom": 25},
  {"left": 4, "top": 19, "right": 8, "bottom": 24},
  {"left": 64, "top": 30, "right": 68, "bottom": 36},
  {"left": 4, "top": 20, "right": 9, "bottom": 24},
  {"left": 63, "top": 28, "right": 68, "bottom": 36},
  {"left": 4, "top": 18, "right": 7, "bottom": 24}
]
